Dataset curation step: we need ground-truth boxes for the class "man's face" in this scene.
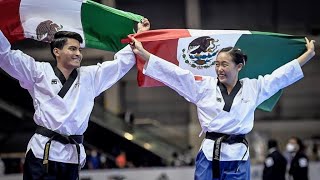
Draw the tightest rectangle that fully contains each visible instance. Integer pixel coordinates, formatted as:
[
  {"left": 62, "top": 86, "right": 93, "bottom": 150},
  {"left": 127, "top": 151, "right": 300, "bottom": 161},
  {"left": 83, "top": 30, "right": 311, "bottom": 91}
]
[{"left": 55, "top": 38, "right": 83, "bottom": 70}]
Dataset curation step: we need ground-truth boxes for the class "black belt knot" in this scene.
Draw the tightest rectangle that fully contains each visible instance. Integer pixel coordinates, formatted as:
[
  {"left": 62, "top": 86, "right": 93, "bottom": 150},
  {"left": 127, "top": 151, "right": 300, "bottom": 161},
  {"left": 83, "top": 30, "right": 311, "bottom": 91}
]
[
  {"left": 205, "top": 131, "right": 248, "bottom": 179},
  {"left": 35, "top": 126, "right": 83, "bottom": 177}
]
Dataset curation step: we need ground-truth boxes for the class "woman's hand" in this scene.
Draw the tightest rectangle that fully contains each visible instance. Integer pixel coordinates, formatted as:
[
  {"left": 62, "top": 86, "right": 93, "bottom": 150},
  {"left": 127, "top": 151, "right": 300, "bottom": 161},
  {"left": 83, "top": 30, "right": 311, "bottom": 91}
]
[
  {"left": 297, "top": 37, "right": 316, "bottom": 66},
  {"left": 305, "top": 37, "right": 315, "bottom": 55}
]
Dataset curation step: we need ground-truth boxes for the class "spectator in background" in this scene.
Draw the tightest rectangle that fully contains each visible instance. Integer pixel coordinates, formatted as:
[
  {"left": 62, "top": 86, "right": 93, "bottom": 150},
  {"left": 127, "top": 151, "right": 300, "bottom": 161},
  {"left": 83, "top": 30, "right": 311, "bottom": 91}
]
[
  {"left": 311, "top": 142, "right": 319, "bottom": 161},
  {"left": 87, "top": 149, "right": 101, "bottom": 169},
  {"left": 287, "top": 137, "right": 309, "bottom": 180},
  {"left": 124, "top": 110, "right": 135, "bottom": 126},
  {"left": 118, "top": 110, "right": 135, "bottom": 132},
  {"left": 170, "top": 152, "right": 183, "bottom": 167},
  {"left": 99, "top": 153, "right": 108, "bottom": 169},
  {"left": 262, "top": 139, "right": 287, "bottom": 180},
  {"left": 115, "top": 151, "right": 127, "bottom": 168},
  {"left": 182, "top": 145, "right": 195, "bottom": 166},
  {"left": 0, "top": 158, "right": 4, "bottom": 176}
]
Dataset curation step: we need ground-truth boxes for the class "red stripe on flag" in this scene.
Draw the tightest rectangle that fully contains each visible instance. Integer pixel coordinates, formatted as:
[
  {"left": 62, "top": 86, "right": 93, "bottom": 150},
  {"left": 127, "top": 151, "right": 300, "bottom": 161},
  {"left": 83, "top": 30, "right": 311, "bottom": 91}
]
[
  {"left": 0, "top": 0, "right": 25, "bottom": 43},
  {"left": 122, "top": 29, "right": 191, "bottom": 87},
  {"left": 137, "top": 39, "right": 181, "bottom": 87},
  {"left": 194, "top": 75, "right": 203, "bottom": 81},
  {"left": 121, "top": 29, "right": 191, "bottom": 43}
]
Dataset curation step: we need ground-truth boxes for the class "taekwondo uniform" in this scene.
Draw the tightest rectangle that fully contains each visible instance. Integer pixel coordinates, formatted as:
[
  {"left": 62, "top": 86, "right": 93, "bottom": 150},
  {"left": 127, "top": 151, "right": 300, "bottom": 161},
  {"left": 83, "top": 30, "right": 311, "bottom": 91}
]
[
  {"left": 0, "top": 31, "right": 135, "bottom": 179},
  {"left": 143, "top": 54, "right": 304, "bottom": 180}
]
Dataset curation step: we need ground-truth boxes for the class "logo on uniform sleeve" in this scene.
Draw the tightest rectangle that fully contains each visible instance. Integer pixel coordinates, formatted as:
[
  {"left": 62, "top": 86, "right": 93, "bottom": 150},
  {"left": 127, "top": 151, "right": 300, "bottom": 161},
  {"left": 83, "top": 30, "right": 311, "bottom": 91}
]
[
  {"left": 265, "top": 157, "right": 274, "bottom": 167},
  {"left": 182, "top": 36, "right": 220, "bottom": 69},
  {"left": 51, "top": 79, "right": 58, "bottom": 84},
  {"left": 298, "top": 158, "right": 308, "bottom": 167}
]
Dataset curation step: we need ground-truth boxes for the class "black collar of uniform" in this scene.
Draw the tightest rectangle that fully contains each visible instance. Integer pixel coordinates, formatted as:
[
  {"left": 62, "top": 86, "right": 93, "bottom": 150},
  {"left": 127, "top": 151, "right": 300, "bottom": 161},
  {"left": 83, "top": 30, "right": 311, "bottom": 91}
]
[
  {"left": 52, "top": 65, "right": 78, "bottom": 98},
  {"left": 53, "top": 66, "right": 67, "bottom": 85},
  {"left": 218, "top": 80, "right": 242, "bottom": 112}
]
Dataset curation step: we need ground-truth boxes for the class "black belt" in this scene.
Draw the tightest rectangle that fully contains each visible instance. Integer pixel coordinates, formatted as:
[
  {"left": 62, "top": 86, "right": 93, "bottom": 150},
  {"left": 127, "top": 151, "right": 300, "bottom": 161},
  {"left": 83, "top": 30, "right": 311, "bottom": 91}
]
[
  {"left": 205, "top": 132, "right": 248, "bottom": 179},
  {"left": 35, "top": 126, "right": 83, "bottom": 175}
]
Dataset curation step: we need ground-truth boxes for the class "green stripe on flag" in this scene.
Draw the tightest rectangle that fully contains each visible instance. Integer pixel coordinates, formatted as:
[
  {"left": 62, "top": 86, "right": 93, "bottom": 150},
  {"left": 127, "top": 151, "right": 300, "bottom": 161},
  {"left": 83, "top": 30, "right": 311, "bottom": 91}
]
[
  {"left": 81, "top": 0, "right": 143, "bottom": 52},
  {"left": 235, "top": 34, "right": 306, "bottom": 111},
  {"left": 251, "top": 31, "right": 306, "bottom": 42}
]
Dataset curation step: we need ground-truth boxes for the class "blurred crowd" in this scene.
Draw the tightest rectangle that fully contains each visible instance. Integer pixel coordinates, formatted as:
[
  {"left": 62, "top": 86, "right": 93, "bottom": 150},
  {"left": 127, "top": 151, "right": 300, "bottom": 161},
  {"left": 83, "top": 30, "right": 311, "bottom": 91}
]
[{"left": 262, "top": 137, "right": 320, "bottom": 180}]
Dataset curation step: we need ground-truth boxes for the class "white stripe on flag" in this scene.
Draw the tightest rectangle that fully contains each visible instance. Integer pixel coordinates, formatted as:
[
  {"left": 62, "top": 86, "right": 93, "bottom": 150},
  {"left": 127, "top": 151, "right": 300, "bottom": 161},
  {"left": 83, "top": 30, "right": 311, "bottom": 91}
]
[
  {"left": 20, "top": 0, "right": 85, "bottom": 46},
  {"left": 188, "top": 29, "right": 251, "bottom": 37}
]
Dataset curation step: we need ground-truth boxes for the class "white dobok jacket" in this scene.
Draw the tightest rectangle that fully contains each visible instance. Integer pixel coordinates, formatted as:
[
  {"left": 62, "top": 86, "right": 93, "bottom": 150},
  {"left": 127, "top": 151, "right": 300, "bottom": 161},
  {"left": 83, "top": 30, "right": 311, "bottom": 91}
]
[
  {"left": 143, "top": 54, "right": 303, "bottom": 161},
  {"left": 0, "top": 31, "right": 135, "bottom": 165}
]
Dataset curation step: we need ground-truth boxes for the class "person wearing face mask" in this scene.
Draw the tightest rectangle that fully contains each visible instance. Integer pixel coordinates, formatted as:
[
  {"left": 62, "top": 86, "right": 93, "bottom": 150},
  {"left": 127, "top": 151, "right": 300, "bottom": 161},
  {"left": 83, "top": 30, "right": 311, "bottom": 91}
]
[
  {"left": 287, "top": 137, "right": 309, "bottom": 180},
  {"left": 129, "top": 37, "right": 315, "bottom": 180},
  {"left": 262, "top": 139, "right": 287, "bottom": 180}
]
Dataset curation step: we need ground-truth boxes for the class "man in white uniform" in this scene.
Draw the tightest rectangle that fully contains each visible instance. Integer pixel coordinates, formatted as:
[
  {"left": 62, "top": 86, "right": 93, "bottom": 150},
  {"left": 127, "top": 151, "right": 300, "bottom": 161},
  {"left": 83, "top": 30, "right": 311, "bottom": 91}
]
[
  {"left": 129, "top": 37, "right": 315, "bottom": 180},
  {"left": 0, "top": 19, "right": 150, "bottom": 180}
]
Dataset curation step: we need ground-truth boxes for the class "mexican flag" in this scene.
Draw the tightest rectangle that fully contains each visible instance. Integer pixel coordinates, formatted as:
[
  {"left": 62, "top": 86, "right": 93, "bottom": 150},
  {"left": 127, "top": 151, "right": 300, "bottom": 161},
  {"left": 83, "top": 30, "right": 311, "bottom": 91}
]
[
  {"left": 122, "top": 29, "right": 306, "bottom": 111},
  {"left": 0, "top": 0, "right": 143, "bottom": 52}
]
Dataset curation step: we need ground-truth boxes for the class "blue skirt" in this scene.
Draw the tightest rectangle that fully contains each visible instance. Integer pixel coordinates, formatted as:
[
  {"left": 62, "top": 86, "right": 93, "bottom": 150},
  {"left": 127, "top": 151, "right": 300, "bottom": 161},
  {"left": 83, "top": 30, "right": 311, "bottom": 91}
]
[{"left": 195, "top": 150, "right": 250, "bottom": 180}]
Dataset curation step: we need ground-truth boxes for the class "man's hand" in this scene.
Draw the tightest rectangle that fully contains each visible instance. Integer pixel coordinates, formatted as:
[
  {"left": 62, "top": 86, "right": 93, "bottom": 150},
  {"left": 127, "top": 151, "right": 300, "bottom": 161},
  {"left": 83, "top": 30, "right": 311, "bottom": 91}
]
[
  {"left": 137, "top": 18, "right": 150, "bottom": 33},
  {"left": 130, "top": 37, "right": 151, "bottom": 61}
]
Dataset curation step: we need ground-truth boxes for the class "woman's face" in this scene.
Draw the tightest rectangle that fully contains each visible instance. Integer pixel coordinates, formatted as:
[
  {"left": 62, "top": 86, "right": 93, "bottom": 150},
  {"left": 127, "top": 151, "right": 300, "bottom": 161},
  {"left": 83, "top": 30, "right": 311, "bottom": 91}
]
[{"left": 215, "top": 52, "right": 243, "bottom": 87}]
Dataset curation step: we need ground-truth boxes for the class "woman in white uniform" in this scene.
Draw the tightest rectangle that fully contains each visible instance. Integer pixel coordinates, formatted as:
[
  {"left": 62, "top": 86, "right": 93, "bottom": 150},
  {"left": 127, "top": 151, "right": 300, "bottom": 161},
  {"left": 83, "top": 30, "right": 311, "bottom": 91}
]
[{"left": 129, "top": 37, "right": 315, "bottom": 180}]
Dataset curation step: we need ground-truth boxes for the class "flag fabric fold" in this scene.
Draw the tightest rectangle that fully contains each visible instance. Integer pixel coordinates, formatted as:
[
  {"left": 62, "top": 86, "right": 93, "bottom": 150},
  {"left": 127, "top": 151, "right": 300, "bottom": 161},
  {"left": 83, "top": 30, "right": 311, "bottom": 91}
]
[
  {"left": 0, "top": 0, "right": 143, "bottom": 52},
  {"left": 123, "top": 29, "right": 306, "bottom": 111}
]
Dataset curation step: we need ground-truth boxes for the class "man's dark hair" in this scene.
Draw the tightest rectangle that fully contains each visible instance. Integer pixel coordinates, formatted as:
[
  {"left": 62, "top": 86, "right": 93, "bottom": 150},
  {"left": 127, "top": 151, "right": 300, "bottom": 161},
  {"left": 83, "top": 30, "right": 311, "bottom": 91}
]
[
  {"left": 50, "top": 31, "right": 83, "bottom": 59},
  {"left": 268, "top": 139, "right": 278, "bottom": 149}
]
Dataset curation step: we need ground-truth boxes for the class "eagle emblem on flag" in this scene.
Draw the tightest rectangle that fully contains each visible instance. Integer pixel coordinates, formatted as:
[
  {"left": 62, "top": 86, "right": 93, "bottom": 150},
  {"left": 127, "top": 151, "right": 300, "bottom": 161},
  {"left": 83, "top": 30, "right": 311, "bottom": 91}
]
[
  {"left": 182, "top": 36, "right": 219, "bottom": 69},
  {"left": 36, "top": 20, "right": 63, "bottom": 42}
]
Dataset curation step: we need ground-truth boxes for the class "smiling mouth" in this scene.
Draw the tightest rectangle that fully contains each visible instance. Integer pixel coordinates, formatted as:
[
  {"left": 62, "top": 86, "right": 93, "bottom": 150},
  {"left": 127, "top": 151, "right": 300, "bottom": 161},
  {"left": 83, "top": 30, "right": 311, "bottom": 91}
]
[{"left": 73, "top": 58, "right": 81, "bottom": 62}]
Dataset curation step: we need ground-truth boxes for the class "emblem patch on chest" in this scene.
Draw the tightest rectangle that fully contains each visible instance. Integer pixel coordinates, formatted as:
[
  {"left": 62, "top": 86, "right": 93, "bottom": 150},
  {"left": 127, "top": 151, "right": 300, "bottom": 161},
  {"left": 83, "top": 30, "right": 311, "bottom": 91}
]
[
  {"left": 51, "top": 79, "right": 58, "bottom": 84},
  {"left": 241, "top": 98, "right": 249, "bottom": 103},
  {"left": 216, "top": 97, "right": 222, "bottom": 102}
]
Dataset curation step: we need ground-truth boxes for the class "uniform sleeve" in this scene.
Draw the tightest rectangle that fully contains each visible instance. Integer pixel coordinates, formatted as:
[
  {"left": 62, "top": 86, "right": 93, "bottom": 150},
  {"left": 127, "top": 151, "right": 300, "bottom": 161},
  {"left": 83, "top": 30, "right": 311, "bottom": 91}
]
[
  {"left": 254, "top": 59, "right": 304, "bottom": 105},
  {"left": 90, "top": 45, "right": 136, "bottom": 96},
  {"left": 143, "top": 54, "right": 205, "bottom": 103},
  {"left": 0, "top": 31, "right": 40, "bottom": 90}
]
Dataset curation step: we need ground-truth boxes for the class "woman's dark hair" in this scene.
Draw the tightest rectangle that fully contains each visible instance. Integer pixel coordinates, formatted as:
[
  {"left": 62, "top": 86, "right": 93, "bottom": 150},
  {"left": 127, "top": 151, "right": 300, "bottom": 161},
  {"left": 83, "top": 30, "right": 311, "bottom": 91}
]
[
  {"left": 291, "top": 136, "right": 306, "bottom": 153},
  {"left": 50, "top": 31, "right": 83, "bottom": 59},
  {"left": 218, "top": 47, "right": 248, "bottom": 65}
]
